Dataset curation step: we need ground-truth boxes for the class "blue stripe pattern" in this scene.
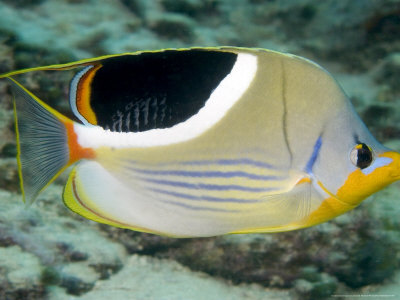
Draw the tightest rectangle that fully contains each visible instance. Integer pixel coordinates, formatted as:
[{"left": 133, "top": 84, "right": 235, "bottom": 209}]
[
  {"left": 159, "top": 199, "right": 239, "bottom": 212},
  {"left": 179, "top": 158, "right": 276, "bottom": 169},
  {"left": 143, "top": 178, "right": 278, "bottom": 192},
  {"left": 127, "top": 167, "right": 281, "bottom": 181},
  {"left": 124, "top": 157, "right": 285, "bottom": 210},
  {"left": 152, "top": 188, "right": 259, "bottom": 203}
]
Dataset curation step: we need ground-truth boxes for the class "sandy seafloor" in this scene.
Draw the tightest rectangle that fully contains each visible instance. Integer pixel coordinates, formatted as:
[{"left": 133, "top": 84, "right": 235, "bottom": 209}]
[{"left": 0, "top": 0, "right": 399, "bottom": 299}]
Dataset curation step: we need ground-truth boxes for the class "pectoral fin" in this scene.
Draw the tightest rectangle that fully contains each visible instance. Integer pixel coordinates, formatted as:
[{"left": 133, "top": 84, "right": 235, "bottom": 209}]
[{"left": 230, "top": 178, "right": 324, "bottom": 233}]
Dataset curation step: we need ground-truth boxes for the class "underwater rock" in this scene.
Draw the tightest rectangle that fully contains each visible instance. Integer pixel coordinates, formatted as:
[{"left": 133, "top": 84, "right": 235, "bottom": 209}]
[
  {"left": 361, "top": 104, "right": 400, "bottom": 141},
  {"left": 325, "top": 234, "right": 396, "bottom": 288},
  {"left": 0, "top": 226, "right": 15, "bottom": 247},
  {"left": 120, "top": 0, "right": 146, "bottom": 18},
  {"left": 0, "top": 187, "right": 127, "bottom": 297},
  {"left": 0, "top": 246, "right": 45, "bottom": 300},
  {"left": 1, "top": 0, "right": 46, "bottom": 8},
  {"left": 60, "top": 263, "right": 98, "bottom": 295},
  {"left": 0, "top": 143, "right": 17, "bottom": 158},
  {"left": 13, "top": 43, "right": 76, "bottom": 70},
  {"left": 147, "top": 13, "right": 196, "bottom": 42},
  {"left": 374, "top": 52, "right": 400, "bottom": 95},
  {"left": 0, "top": 1, "right": 146, "bottom": 59},
  {"left": 0, "top": 0, "right": 397, "bottom": 69},
  {"left": 370, "top": 270, "right": 400, "bottom": 296},
  {"left": 65, "top": 0, "right": 86, "bottom": 3},
  {"left": 247, "top": 0, "right": 400, "bottom": 70},
  {"left": 0, "top": 159, "right": 19, "bottom": 192},
  {"left": 0, "top": 43, "right": 14, "bottom": 74},
  {"left": 99, "top": 225, "right": 186, "bottom": 255},
  {"left": 161, "top": 0, "right": 220, "bottom": 19},
  {"left": 291, "top": 266, "right": 338, "bottom": 299},
  {"left": 0, "top": 76, "right": 15, "bottom": 152},
  {"left": 368, "top": 182, "right": 400, "bottom": 235},
  {"left": 71, "top": 255, "right": 290, "bottom": 300},
  {"left": 355, "top": 52, "right": 400, "bottom": 141},
  {"left": 55, "top": 242, "right": 89, "bottom": 263}
]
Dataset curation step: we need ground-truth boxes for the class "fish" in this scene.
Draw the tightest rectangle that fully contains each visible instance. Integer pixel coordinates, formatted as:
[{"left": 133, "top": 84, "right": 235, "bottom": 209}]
[{"left": 1, "top": 47, "right": 399, "bottom": 237}]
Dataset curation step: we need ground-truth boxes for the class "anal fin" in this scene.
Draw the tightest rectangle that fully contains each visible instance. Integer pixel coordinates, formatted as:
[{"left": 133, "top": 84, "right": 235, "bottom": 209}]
[{"left": 63, "top": 162, "right": 163, "bottom": 235}]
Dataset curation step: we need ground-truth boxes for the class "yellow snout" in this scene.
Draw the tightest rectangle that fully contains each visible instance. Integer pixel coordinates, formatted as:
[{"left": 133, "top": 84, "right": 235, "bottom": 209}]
[
  {"left": 338, "top": 151, "right": 400, "bottom": 206},
  {"left": 301, "top": 151, "right": 400, "bottom": 229}
]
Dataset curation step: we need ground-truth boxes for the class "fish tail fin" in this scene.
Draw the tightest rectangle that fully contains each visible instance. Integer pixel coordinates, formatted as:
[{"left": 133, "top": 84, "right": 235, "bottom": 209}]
[{"left": 9, "top": 77, "right": 93, "bottom": 204}]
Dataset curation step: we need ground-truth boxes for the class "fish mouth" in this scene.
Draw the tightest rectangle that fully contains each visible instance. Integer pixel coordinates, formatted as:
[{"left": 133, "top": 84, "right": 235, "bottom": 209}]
[{"left": 379, "top": 151, "right": 400, "bottom": 179}]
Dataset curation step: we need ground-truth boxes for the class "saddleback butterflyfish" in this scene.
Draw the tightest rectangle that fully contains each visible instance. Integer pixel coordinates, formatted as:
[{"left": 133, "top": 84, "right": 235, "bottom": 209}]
[{"left": 2, "top": 47, "right": 400, "bottom": 237}]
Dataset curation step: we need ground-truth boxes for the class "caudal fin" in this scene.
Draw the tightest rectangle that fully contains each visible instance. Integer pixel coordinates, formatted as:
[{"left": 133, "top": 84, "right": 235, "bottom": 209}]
[{"left": 9, "top": 78, "right": 71, "bottom": 204}]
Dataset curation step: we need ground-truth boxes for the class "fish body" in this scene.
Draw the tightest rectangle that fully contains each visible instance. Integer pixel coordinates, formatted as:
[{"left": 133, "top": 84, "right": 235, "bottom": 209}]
[{"left": 2, "top": 47, "right": 400, "bottom": 237}]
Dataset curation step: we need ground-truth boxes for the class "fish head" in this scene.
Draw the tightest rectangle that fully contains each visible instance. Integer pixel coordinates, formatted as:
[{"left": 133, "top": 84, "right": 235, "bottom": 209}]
[
  {"left": 310, "top": 102, "right": 400, "bottom": 209},
  {"left": 314, "top": 112, "right": 400, "bottom": 209}
]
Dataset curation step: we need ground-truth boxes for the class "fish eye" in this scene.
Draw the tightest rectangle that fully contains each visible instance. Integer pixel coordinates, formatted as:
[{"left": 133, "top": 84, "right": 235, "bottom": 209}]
[{"left": 350, "top": 143, "right": 373, "bottom": 169}]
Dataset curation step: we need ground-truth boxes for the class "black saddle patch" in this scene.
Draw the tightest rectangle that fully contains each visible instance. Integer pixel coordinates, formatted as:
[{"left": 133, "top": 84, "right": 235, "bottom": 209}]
[{"left": 86, "top": 49, "right": 237, "bottom": 132}]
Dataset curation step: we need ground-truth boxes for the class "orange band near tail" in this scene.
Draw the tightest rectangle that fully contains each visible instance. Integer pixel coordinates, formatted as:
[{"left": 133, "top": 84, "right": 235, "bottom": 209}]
[{"left": 65, "top": 121, "right": 96, "bottom": 164}]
